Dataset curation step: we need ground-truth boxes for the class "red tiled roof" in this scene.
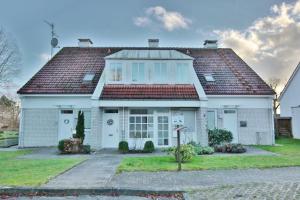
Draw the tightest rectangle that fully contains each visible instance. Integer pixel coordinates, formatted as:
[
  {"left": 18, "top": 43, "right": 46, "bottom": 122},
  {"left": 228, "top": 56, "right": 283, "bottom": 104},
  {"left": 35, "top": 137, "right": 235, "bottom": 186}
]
[
  {"left": 18, "top": 47, "right": 275, "bottom": 96},
  {"left": 100, "top": 84, "right": 199, "bottom": 100}
]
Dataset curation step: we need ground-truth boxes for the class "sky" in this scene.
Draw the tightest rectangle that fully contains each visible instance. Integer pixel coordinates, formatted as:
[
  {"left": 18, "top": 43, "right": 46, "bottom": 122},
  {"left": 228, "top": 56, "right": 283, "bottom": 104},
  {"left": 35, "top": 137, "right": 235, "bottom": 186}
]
[{"left": 0, "top": 0, "right": 299, "bottom": 96}]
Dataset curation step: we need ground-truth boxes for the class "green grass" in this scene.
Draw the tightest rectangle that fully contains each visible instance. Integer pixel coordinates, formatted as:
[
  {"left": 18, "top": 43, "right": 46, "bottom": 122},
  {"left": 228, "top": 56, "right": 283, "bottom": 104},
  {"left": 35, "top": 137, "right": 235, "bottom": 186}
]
[
  {"left": 117, "top": 138, "right": 300, "bottom": 173},
  {"left": 0, "top": 150, "right": 85, "bottom": 186},
  {"left": 257, "top": 137, "right": 300, "bottom": 156},
  {"left": 0, "top": 131, "right": 18, "bottom": 140}
]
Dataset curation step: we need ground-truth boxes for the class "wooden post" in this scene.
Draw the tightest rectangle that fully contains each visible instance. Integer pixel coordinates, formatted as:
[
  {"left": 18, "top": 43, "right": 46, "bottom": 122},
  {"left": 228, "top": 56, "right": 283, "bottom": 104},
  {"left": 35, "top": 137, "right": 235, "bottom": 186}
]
[{"left": 177, "top": 125, "right": 181, "bottom": 171}]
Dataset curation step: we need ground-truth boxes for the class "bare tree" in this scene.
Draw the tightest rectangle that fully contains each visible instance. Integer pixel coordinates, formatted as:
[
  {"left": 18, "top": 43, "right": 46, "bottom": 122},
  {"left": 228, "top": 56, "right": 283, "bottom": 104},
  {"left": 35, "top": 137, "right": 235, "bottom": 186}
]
[
  {"left": 0, "top": 28, "right": 20, "bottom": 87},
  {"left": 268, "top": 78, "right": 281, "bottom": 116}
]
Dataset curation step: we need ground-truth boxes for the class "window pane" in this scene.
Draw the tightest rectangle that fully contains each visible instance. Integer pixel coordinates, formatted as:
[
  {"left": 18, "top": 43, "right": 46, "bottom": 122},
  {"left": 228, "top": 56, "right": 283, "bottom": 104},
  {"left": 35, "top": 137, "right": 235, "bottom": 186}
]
[
  {"left": 130, "top": 124, "right": 135, "bottom": 131},
  {"left": 161, "top": 63, "right": 167, "bottom": 80},
  {"left": 142, "top": 124, "right": 147, "bottom": 131},
  {"left": 163, "top": 124, "right": 168, "bottom": 130},
  {"left": 130, "top": 117, "right": 135, "bottom": 123},
  {"left": 136, "top": 131, "right": 141, "bottom": 138},
  {"left": 136, "top": 117, "right": 141, "bottom": 123},
  {"left": 132, "top": 63, "right": 138, "bottom": 82},
  {"left": 84, "top": 111, "right": 91, "bottom": 129},
  {"left": 130, "top": 132, "right": 135, "bottom": 138},
  {"left": 116, "top": 64, "right": 122, "bottom": 81},
  {"left": 148, "top": 117, "right": 153, "bottom": 123},
  {"left": 109, "top": 64, "right": 115, "bottom": 81},
  {"left": 142, "top": 117, "right": 147, "bottom": 123},
  {"left": 164, "top": 139, "right": 168, "bottom": 145},
  {"left": 142, "top": 131, "right": 147, "bottom": 138},
  {"left": 207, "top": 111, "right": 216, "bottom": 130},
  {"left": 139, "top": 63, "right": 145, "bottom": 81},
  {"left": 154, "top": 63, "right": 160, "bottom": 81},
  {"left": 136, "top": 124, "right": 141, "bottom": 130}
]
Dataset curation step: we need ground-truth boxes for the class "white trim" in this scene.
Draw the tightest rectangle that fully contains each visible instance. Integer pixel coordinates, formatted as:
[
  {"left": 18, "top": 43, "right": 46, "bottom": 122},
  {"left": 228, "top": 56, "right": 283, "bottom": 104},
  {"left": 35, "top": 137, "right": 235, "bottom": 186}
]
[
  {"left": 207, "top": 95, "right": 274, "bottom": 98},
  {"left": 279, "top": 62, "right": 300, "bottom": 101},
  {"left": 19, "top": 94, "right": 92, "bottom": 97}
]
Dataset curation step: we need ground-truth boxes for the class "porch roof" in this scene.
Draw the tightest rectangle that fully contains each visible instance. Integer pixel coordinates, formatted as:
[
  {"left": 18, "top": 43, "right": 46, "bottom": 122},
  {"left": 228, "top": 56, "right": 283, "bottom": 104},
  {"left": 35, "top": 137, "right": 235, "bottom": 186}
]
[{"left": 99, "top": 84, "right": 199, "bottom": 100}]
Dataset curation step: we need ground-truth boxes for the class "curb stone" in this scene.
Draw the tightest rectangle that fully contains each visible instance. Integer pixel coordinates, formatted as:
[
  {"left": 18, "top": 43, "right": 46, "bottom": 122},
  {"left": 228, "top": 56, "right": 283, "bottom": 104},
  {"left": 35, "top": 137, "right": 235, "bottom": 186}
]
[{"left": 0, "top": 188, "right": 185, "bottom": 199}]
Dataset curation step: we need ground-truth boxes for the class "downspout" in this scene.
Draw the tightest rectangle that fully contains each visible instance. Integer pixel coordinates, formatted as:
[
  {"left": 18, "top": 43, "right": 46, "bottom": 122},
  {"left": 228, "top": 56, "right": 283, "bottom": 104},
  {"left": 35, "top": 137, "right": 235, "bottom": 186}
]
[{"left": 123, "top": 107, "right": 125, "bottom": 140}]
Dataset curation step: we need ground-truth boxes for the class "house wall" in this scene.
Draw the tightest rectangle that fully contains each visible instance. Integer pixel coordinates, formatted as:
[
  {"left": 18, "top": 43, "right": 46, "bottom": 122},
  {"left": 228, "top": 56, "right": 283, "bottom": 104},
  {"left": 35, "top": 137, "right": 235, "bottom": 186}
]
[
  {"left": 207, "top": 96, "right": 274, "bottom": 145},
  {"left": 280, "top": 68, "right": 300, "bottom": 117}
]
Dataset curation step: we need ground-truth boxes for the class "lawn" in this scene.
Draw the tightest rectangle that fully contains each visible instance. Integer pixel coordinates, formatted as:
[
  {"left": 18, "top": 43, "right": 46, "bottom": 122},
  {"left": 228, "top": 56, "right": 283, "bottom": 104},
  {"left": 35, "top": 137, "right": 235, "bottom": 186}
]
[
  {"left": 0, "top": 150, "right": 85, "bottom": 186},
  {"left": 0, "top": 130, "right": 18, "bottom": 140},
  {"left": 117, "top": 138, "right": 300, "bottom": 173}
]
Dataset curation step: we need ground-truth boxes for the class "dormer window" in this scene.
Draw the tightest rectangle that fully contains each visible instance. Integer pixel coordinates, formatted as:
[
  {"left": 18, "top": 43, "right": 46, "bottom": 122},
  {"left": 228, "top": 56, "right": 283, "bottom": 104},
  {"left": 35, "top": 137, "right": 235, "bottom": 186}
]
[
  {"left": 204, "top": 74, "right": 215, "bottom": 82},
  {"left": 83, "top": 73, "right": 95, "bottom": 82}
]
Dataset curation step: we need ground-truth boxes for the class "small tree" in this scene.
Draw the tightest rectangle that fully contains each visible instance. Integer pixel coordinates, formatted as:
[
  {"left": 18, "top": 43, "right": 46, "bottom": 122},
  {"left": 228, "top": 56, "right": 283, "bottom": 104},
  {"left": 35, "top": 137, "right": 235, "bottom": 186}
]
[{"left": 75, "top": 111, "right": 85, "bottom": 144}]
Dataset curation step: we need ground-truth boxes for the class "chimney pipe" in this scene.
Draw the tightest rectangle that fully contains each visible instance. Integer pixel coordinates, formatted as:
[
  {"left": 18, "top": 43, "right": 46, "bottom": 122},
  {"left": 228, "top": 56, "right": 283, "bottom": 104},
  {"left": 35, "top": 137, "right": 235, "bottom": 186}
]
[
  {"left": 78, "top": 39, "right": 93, "bottom": 47},
  {"left": 148, "top": 39, "right": 159, "bottom": 48},
  {"left": 203, "top": 40, "right": 218, "bottom": 48}
]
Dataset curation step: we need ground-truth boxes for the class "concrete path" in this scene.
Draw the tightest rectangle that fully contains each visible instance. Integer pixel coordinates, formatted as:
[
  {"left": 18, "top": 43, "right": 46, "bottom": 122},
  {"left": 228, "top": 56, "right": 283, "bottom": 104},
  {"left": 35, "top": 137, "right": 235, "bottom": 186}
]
[
  {"left": 5, "top": 196, "right": 151, "bottom": 200},
  {"left": 44, "top": 155, "right": 122, "bottom": 189},
  {"left": 109, "top": 167, "right": 300, "bottom": 191}
]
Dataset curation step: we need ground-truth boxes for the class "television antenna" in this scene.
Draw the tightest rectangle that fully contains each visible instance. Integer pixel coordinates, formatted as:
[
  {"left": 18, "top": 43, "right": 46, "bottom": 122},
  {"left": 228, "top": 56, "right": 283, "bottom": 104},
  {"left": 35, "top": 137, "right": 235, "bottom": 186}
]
[{"left": 44, "top": 20, "right": 60, "bottom": 58}]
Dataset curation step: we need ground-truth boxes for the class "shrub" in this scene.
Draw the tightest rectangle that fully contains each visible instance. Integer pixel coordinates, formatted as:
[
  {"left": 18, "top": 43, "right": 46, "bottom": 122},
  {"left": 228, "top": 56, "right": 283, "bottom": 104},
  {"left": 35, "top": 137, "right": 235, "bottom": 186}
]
[
  {"left": 208, "top": 129, "right": 233, "bottom": 147},
  {"left": 75, "top": 111, "right": 85, "bottom": 144},
  {"left": 167, "top": 144, "right": 195, "bottom": 162},
  {"left": 82, "top": 145, "right": 91, "bottom": 154},
  {"left": 118, "top": 141, "right": 129, "bottom": 153},
  {"left": 58, "top": 140, "right": 65, "bottom": 152},
  {"left": 143, "top": 141, "right": 155, "bottom": 153},
  {"left": 194, "top": 146, "right": 214, "bottom": 155},
  {"left": 215, "top": 143, "right": 247, "bottom": 153}
]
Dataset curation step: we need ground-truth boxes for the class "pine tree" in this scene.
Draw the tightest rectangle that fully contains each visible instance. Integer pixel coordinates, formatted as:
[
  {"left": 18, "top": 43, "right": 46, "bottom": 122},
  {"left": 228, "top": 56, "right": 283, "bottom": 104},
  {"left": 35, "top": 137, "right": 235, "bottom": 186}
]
[{"left": 76, "top": 110, "right": 85, "bottom": 144}]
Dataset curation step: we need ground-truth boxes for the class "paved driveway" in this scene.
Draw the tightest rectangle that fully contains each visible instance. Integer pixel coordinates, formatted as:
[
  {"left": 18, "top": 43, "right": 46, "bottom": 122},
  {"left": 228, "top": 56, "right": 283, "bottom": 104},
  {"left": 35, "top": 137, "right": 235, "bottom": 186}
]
[{"left": 44, "top": 155, "right": 122, "bottom": 189}]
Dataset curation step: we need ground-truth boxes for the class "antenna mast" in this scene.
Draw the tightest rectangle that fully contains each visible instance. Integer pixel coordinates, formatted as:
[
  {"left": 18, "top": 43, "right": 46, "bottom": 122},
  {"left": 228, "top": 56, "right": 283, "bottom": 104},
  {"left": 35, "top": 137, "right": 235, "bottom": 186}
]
[{"left": 44, "top": 20, "right": 59, "bottom": 58}]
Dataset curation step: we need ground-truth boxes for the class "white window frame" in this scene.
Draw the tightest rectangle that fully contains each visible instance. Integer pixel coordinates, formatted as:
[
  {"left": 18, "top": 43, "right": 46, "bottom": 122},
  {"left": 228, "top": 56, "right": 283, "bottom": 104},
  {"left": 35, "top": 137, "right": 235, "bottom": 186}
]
[
  {"left": 108, "top": 63, "right": 122, "bottom": 82},
  {"left": 154, "top": 63, "right": 168, "bottom": 83},
  {"left": 131, "top": 63, "right": 145, "bottom": 82},
  {"left": 176, "top": 63, "right": 188, "bottom": 83},
  {"left": 207, "top": 109, "right": 217, "bottom": 130},
  {"left": 129, "top": 110, "right": 154, "bottom": 139}
]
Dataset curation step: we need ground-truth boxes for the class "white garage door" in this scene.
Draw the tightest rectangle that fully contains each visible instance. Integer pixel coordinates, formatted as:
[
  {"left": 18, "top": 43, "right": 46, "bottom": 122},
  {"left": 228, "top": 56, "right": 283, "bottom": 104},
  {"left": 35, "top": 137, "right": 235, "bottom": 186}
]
[{"left": 292, "top": 107, "right": 300, "bottom": 139}]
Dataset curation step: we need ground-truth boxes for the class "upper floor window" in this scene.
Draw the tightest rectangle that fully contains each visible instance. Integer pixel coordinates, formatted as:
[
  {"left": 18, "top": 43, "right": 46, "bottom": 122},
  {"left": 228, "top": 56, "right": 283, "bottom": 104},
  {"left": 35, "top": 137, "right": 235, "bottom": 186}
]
[
  {"left": 154, "top": 63, "right": 167, "bottom": 82},
  {"left": 108, "top": 63, "right": 122, "bottom": 82},
  {"left": 204, "top": 74, "right": 215, "bottom": 82},
  {"left": 132, "top": 63, "right": 145, "bottom": 82},
  {"left": 176, "top": 63, "right": 188, "bottom": 82}
]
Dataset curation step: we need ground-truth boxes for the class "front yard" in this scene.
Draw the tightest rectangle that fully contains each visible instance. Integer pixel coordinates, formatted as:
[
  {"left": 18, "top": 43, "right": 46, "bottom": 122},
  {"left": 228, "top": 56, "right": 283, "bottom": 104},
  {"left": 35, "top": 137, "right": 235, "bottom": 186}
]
[
  {"left": 0, "top": 150, "right": 85, "bottom": 186},
  {"left": 117, "top": 138, "right": 300, "bottom": 173},
  {"left": 0, "top": 130, "right": 18, "bottom": 140}
]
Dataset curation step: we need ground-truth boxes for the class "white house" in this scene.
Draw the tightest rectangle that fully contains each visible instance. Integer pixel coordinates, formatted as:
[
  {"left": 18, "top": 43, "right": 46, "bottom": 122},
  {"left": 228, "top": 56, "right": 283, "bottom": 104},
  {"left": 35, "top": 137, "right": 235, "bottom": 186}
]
[
  {"left": 17, "top": 39, "right": 275, "bottom": 149},
  {"left": 279, "top": 62, "right": 300, "bottom": 138}
]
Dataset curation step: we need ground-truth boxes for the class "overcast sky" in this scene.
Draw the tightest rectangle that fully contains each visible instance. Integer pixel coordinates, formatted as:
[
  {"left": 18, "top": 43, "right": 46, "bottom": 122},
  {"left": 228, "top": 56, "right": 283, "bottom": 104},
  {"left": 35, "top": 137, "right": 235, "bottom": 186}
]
[{"left": 0, "top": 0, "right": 299, "bottom": 96}]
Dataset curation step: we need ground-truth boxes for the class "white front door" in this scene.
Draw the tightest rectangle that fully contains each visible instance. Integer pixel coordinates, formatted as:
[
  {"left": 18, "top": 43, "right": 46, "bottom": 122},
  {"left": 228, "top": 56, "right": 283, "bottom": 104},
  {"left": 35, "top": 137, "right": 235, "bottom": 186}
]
[
  {"left": 102, "top": 110, "right": 119, "bottom": 148},
  {"left": 223, "top": 109, "right": 238, "bottom": 143},
  {"left": 58, "top": 110, "right": 74, "bottom": 141}
]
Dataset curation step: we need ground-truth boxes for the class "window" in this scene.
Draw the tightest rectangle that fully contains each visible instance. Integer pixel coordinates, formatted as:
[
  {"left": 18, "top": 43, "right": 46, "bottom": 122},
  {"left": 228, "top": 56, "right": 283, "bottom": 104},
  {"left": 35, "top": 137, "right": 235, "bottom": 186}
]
[
  {"left": 104, "top": 109, "right": 118, "bottom": 113},
  {"left": 176, "top": 63, "right": 188, "bottom": 82},
  {"left": 207, "top": 110, "right": 216, "bottom": 130},
  {"left": 129, "top": 115, "right": 154, "bottom": 139},
  {"left": 130, "top": 109, "right": 153, "bottom": 115},
  {"left": 204, "top": 74, "right": 215, "bottom": 82},
  {"left": 154, "top": 63, "right": 167, "bottom": 82},
  {"left": 132, "top": 63, "right": 145, "bottom": 82},
  {"left": 108, "top": 63, "right": 122, "bottom": 81},
  {"left": 83, "top": 73, "right": 95, "bottom": 82},
  {"left": 158, "top": 116, "right": 169, "bottom": 145},
  {"left": 61, "top": 110, "right": 73, "bottom": 114}
]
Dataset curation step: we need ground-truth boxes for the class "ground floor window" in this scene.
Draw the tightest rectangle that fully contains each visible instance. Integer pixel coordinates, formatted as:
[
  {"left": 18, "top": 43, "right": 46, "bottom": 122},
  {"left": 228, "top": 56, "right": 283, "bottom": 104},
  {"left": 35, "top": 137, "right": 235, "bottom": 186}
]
[
  {"left": 158, "top": 116, "right": 169, "bottom": 145},
  {"left": 129, "top": 115, "right": 154, "bottom": 139},
  {"left": 207, "top": 110, "right": 216, "bottom": 130}
]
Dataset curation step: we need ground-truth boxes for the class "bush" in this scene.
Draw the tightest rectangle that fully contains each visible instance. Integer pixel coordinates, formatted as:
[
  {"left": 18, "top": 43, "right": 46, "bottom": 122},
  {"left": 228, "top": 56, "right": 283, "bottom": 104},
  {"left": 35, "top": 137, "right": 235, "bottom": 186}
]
[
  {"left": 82, "top": 145, "right": 91, "bottom": 154},
  {"left": 215, "top": 143, "right": 247, "bottom": 153},
  {"left": 118, "top": 141, "right": 129, "bottom": 153},
  {"left": 167, "top": 144, "right": 195, "bottom": 162},
  {"left": 208, "top": 129, "right": 233, "bottom": 147},
  {"left": 58, "top": 140, "right": 65, "bottom": 152},
  {"left": 143, "top": 141, "right": 155, "bottom": 153},
  {"left": 194, "top": 146, "right": 214, "bottom": 155}
]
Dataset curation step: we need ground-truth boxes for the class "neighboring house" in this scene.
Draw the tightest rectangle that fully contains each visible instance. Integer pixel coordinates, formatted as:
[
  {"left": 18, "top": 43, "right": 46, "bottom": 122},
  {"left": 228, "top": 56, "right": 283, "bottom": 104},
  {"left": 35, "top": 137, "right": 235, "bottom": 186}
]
[
  {"left": 17, "top": 39, "right": 275, "bottom": 149},
  {"left": 279, "top": 62, "right": 300, "bottom": 138}
]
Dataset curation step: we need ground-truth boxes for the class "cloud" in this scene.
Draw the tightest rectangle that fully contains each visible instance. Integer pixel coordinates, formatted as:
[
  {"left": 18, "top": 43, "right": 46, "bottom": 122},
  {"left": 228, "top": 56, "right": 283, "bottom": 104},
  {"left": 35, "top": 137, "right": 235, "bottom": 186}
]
[
  {"left": 40, "top": 53, "right": 50, "bottom": 63},
  {"left": 215, "top": 0, "right": 300, "bottom": 92},
  {"left": 134, "top": 6, "right": 191, "bottom": 31}
]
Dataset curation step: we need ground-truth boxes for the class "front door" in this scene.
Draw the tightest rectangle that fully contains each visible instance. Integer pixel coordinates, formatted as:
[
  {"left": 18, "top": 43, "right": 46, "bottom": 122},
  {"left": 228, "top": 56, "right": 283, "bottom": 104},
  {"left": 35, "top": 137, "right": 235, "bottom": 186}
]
[
  {"left": 223, "top": 109, "right": 238, "bottom": 143},
  {"left": 58, "top": 110, "right": 74, "bottom": 141},
  {"left": 102, "top": 110, "right": 119, "bottom": 148}
]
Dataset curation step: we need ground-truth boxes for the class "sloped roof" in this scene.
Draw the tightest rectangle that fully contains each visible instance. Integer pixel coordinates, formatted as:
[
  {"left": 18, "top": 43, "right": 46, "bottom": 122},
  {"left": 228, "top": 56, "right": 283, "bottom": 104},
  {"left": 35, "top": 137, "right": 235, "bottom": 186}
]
[
  {"left": 105, "top": 49, "right": 193, "bottom": 60},
  {"left": 100, "top": 84, "right": 199, "bottom": 100},
  {"left": 18, "top": 47, "right": 275, "bottom": 95}
]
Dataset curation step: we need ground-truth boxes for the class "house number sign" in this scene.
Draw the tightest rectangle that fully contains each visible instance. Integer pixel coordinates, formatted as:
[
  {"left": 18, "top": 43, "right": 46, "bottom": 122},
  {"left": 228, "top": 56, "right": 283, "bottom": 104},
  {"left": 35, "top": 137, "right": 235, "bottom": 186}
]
[
  {"left": 107, "top": 119, "right": 114, "bottom": 125},
  {"left": 64, "top": 119, "right": 70, "bottom": 124}
]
